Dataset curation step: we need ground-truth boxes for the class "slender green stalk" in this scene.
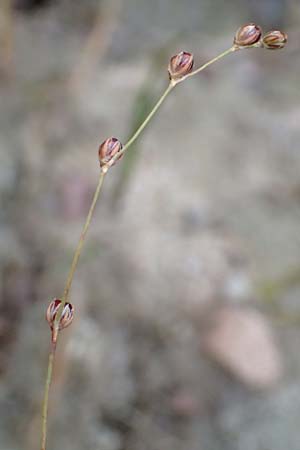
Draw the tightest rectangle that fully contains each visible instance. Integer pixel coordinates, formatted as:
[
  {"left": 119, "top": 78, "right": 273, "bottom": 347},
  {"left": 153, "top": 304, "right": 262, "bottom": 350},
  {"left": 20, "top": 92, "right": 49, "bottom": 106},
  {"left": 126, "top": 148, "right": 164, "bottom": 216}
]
[
  {"left": 179, "top": 46, "right": 236, "bottom": 82},
  {"left": 107, "top": 81, "right": 175, "bottom": 167},
  {"left": 41, "top": 170, "right": 105, "bottom": 450},
  {"left": 41, "top": 44, "right": 236, "bottom": 450},
  {"left": 61, "top": 170, "right": 106, "bottom": 306},
  {"left": 107, "top": 46, "right": 236, "bottom": 168},
  {"left": 41, "top": 342, "right": 56, "bottom": 450},
  {"left": 123, "top": 82, "right": 174, "bottom": 150}
]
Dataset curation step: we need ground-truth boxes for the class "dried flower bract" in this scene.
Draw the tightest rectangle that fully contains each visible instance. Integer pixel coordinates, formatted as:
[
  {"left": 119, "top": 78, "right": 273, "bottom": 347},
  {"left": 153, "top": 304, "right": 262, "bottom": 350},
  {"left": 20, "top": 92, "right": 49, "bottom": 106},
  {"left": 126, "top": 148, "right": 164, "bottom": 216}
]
[
  {"left": 234, "top": 23, "right": 262, "bottom": 48},
  {"left": 46, "top": 299, "right": 74, "bottom": 333},
  {"left": 262, "top": 30, "right": 287, "bottom": 49},
  {"left": 168, "top": 51, "right": 194, "bottom": 81},
  {"left": 99, "top": 137, "right": 123, "bottom": 168}
]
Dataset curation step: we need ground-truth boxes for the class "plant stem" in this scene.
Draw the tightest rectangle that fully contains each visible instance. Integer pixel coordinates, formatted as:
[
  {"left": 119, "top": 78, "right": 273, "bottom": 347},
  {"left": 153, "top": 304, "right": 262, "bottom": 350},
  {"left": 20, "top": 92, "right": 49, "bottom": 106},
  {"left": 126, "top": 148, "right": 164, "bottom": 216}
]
[
  {"left": 41, "top": 341, "right": 56, "bottom": 450},
  {"left": 108, "top": 46, "right": 237, "bottom": 167},
  {"left": 41, "top": 170, "right": 105, "bottom": 450},
  {"left": 41, "top": 44, "right": 237, "bottom": 450},
  {"left": 61, "top": 170, "right": 106, "bottom": 305},
  {"left": 108, "top": 81, "right": 174, "bottom": 166},
  {"left": 124, "top": 82, "right": 174, "bottom": 150},
  {"left": 179, "top": 46, "right": 237, "bottom": 82}
]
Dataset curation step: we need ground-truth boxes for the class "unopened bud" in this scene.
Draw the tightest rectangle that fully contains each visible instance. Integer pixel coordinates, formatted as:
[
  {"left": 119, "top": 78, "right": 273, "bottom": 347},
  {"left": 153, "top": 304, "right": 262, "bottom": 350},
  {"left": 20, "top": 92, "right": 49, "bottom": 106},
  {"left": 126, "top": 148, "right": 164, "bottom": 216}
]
[
  {"left": 234, "top": 23, "right": 262, "bottom": 48},
  {"left": 46, "top": 299, "right": 74, "bottom": 337},
  {"left": 168, "top": 51, "right": 194, "bottom": 81},
  {"left": 262, "top": 30, "right": 287, "bottom": 50},
  {"left": 98, "top": 137, "right": 123, "bottom": 168}
]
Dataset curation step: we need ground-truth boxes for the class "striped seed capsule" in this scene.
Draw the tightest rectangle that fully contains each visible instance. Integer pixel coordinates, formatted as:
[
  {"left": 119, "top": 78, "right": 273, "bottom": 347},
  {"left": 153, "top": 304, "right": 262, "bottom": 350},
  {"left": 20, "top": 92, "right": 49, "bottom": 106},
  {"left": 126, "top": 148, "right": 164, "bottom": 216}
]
[
  {"left": 234, "top": 23, "right": 262, "bottom": 48},
  {"left": 46, "top": 299, "right": 74, "bottom": 334},
  {"left": 262, "top": 30, "right": 287, "bottom": 50},
  {"left": 98, "top": 137, "right": 123, "bottom": 168},
  {"left": 168, "top": 51, "right": 194, "bottom": 81}
]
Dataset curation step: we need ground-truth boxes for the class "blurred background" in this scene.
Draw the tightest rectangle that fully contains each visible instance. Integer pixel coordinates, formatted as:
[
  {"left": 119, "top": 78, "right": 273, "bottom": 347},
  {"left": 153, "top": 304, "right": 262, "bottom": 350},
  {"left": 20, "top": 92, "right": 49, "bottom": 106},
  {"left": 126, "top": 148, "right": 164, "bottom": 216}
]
[{"left": 0, "top": 0, "right": 300, "bottom": 449}]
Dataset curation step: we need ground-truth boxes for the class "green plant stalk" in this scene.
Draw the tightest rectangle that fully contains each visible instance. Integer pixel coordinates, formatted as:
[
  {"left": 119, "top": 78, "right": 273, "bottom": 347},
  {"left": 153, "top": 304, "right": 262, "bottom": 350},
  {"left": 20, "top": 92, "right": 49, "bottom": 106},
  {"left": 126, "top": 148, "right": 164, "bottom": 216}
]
[
  {"left": 180, "top": 46, "right": 236, "bottom": 81},
  {"left": 121, "top": 82, "right": 174, "bottom": 152},
  {"left": 61, "top": 170, "right": 106, "bottom": 306},
  {"left": 107, "top": 47, "right": 236, "bottom": 168},
  {"left": 41, "top": 170, "right": 106, "bottom": 450},
  {"left": 41, "top": 342, "right": 56, "bottom": 450},
  {"left": 40, "top": 45, "right": 236, "bottom": 450}
]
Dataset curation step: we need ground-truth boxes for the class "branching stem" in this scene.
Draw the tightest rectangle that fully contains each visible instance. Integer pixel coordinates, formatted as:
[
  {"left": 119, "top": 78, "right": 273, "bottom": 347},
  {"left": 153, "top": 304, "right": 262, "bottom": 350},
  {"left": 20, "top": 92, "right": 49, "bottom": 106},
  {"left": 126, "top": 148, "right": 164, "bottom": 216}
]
[{"left": 41, "top": 45, "right": 236, "bottom": 450}]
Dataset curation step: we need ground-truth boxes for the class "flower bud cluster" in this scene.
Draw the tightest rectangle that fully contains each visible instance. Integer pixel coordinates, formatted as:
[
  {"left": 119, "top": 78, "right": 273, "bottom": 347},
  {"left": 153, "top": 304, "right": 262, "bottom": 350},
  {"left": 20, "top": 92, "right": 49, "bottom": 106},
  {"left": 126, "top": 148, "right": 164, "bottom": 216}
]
[
  {"left": 233, "top": 23, "right": 287, "bottom": 50},
  {"left": 167, "top": 24, "right": 287, "bottom": 84}
]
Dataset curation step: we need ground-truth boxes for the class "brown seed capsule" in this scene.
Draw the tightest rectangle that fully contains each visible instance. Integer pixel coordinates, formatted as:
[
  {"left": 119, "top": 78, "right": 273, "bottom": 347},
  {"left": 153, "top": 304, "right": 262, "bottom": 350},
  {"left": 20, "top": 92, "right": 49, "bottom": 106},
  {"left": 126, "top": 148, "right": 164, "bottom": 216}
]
[
  {"left": 46, "top": 299, "right": 74, "bottom": 333},
  {"left": 262, "top": 30, "right": 287, "bottom": 49},
  {"left": 98, "top": 137, "right": 123, "bottom": 168},
  {"left": 234, "top": 23, "right": 262, "bottom": 48},
  {"left": 168, "top": 51, "right": 194, "bottom": 81}
]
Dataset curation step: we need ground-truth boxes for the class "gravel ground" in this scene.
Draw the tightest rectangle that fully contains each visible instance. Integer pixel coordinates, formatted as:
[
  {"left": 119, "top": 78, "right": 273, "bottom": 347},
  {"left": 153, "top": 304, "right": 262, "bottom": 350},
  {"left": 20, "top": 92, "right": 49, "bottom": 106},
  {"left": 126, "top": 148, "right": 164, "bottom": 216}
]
[{"left": 0, "top": 1, "right": 300, "bottom": 449}]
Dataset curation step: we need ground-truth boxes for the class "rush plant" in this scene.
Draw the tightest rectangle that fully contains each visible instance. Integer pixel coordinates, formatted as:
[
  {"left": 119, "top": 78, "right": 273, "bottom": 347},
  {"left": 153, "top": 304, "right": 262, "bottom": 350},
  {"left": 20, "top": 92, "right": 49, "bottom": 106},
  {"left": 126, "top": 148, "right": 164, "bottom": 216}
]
[{"left": 40, "top": 23, "right": 287, "bottom": 450}]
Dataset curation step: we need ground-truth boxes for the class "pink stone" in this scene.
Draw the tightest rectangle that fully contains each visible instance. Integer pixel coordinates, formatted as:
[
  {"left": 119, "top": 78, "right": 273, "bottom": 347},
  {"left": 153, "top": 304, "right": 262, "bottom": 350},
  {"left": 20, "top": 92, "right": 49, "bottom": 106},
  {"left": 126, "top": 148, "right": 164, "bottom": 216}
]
[{"left": 202, "top": 307, "right": 282, "bottom": 389}]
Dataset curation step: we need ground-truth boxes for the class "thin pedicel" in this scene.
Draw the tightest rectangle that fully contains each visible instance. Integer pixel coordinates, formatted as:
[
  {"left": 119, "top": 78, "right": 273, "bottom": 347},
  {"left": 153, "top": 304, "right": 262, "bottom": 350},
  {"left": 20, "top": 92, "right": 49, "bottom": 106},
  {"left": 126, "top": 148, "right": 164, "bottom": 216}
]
[{"left": 40, "top": 23, "right": 287, "bottom": 450}]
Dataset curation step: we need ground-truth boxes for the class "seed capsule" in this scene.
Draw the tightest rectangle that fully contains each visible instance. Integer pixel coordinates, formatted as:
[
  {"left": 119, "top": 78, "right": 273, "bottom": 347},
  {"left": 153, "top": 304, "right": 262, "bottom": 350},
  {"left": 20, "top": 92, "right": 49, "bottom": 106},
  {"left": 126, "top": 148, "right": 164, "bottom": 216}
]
[
  {"left": 234, "top": 23, "right": 262, "bottom": 48},
  {"left": 262, "top": 30, "right": 287, "bottom": 49},
  {"left": 168, "top": 51, "right": 194, "bottom": 81},
  {"left": 46, "top": 299, "right": 74, "bottom": 334},
  {"left": 98, "top": 137, "right": 123, "bottom": 168}
]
